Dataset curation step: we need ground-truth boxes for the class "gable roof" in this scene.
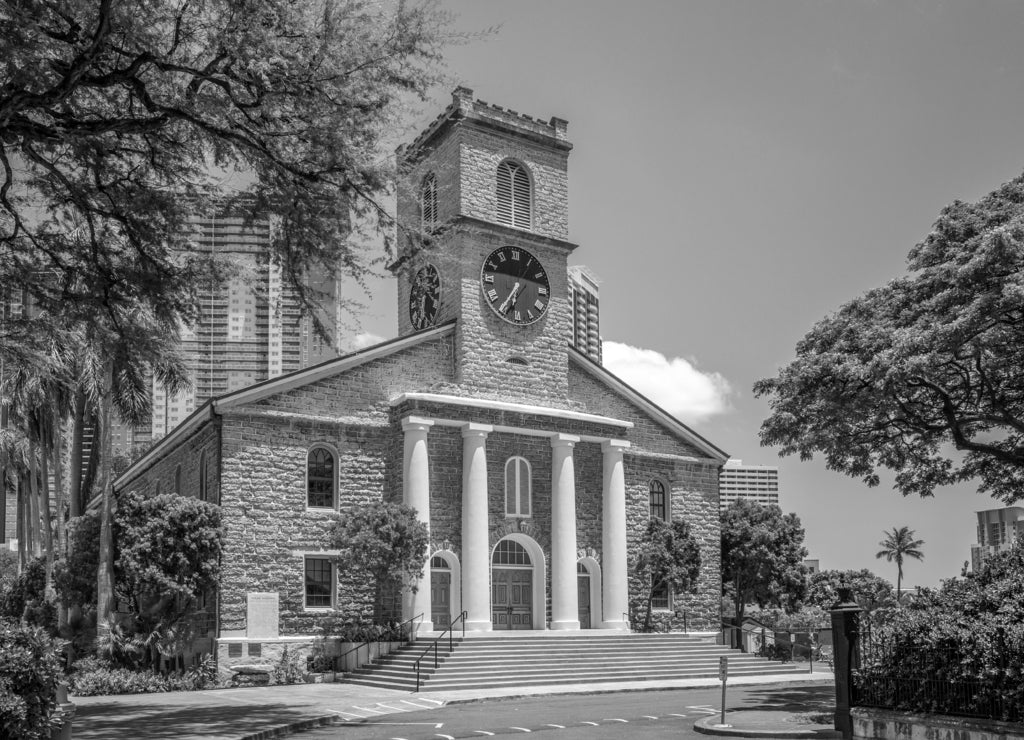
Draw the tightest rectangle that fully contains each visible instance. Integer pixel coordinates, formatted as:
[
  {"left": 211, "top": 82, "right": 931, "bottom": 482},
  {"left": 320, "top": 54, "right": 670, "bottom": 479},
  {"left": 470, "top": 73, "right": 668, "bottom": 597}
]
[
  {"left": 115, "top": 322, "right": 455, "bottom": 488},
  {"left": 568, "top": 346, "right": 729, "bottom": 463}
]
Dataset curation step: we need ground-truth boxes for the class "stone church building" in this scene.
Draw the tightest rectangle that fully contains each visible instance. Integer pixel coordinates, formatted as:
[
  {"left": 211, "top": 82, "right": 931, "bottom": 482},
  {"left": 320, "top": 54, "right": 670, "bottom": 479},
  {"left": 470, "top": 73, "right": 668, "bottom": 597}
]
[{"left": 115, "top": 88, "right": 729, "bottom": 670}]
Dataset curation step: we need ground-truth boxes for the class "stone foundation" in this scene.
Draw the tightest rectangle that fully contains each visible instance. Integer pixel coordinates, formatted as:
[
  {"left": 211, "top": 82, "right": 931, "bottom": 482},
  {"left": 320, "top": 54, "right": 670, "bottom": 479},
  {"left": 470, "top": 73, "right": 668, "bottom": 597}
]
[{"left": 852, "top": 708, "right": 1024, "bottom": 740}]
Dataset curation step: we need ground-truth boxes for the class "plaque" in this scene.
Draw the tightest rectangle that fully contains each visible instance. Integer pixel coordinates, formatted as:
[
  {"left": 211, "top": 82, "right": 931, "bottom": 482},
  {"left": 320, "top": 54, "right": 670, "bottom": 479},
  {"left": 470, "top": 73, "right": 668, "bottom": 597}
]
[{"left": 246, "top": 592, "right": 279, "bottom": 639}]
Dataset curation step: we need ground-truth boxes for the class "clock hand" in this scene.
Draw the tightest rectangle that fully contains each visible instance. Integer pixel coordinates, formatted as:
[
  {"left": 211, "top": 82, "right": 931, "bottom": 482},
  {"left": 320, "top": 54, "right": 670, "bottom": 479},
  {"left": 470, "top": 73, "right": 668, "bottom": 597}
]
[{"left": 499, "top": 282, "right": 522, "bottom": 314}]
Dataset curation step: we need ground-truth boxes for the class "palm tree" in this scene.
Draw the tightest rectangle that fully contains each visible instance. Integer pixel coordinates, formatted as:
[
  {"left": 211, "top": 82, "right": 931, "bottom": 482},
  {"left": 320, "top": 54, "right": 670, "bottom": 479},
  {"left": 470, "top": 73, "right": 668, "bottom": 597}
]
[{"left": 875, "top": 526, "right": 925, "bottom": 598}]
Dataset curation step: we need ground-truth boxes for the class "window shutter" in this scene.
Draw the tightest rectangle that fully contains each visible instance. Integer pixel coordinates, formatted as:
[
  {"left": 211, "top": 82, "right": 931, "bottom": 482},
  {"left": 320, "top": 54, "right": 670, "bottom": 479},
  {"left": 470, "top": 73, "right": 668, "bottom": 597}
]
[
  {"left": 513, "top": 166, "right": 531, "bottom": 229},
  {"left": 421, "top": 174, "right": 438, "bottom": 228},
  {"left": 496, "top": 162, "right": 514, "bottom": 226}
]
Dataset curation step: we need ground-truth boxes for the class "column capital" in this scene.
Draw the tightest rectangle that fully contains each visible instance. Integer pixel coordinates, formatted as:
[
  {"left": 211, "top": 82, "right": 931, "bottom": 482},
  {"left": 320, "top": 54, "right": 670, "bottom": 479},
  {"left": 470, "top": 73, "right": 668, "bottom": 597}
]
[
  {"left": 601, "top": 439, "right": 631, "bottom": 454},
  {"left": 462, "top": 422, "right": 493, "bottom": 438},
  {"left": 550, "top": 433, "right": 580, "bottom": 449},
  {"left": 402, "top": 416, "right": 434, "bottom": 433}
]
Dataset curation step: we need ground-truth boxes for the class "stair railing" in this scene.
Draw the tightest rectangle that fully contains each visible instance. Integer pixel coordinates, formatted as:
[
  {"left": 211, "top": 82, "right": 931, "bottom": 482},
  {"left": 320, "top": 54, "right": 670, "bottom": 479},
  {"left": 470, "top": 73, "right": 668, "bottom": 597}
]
[
  {"left": 412, "top": 611, "right": 468, "bottom": 692},
  {"left": 333, "top": 613, "right": 423, "bottom": 675}
]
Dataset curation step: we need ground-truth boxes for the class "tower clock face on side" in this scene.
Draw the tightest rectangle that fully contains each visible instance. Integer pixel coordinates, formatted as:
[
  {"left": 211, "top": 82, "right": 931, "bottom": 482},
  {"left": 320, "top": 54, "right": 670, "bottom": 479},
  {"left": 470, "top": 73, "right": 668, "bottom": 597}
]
[
  {"left": 409, "top": 263, "right": 441, "bottom": 330},
  {"left": 480, "top": 246, "right": 551, "bottom": 325}
]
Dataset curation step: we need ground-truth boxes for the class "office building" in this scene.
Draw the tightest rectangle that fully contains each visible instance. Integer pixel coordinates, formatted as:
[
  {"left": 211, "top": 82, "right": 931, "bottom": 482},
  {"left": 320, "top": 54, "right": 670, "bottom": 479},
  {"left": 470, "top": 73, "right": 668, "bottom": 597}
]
[{"left": 719, "top": 459, "right": 780, "bottom": 510}]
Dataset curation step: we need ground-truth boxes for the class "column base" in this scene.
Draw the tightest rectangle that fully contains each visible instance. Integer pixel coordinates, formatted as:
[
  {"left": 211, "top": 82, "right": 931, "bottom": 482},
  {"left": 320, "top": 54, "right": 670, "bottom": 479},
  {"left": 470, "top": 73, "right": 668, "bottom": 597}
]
[
  {"left": 549, "top": 619, "right": 581, "bottom": 631},
  {"left": 600, "top": 620, "right": 630, "bottom": 631},
  {"left": 464, "top": 620, "right": 493, "bottom": 632}
]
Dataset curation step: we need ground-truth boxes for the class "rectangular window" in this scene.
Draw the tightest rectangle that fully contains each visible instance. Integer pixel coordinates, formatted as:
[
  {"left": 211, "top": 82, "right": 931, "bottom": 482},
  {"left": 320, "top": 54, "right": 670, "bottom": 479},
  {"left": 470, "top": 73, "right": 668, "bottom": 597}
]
[
  {"left": 305, "top": 557, "right": 334, "bottom": 609},
  {"left": 651, "top": 581, "right": 670, "bottom": 610}
]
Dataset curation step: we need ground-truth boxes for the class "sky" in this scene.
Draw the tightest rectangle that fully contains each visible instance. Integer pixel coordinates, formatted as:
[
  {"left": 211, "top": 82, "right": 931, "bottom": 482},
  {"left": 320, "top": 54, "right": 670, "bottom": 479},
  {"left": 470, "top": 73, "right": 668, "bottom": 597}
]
[{"left": 349, "top": 0, "right": 1024, "bottom": 589}]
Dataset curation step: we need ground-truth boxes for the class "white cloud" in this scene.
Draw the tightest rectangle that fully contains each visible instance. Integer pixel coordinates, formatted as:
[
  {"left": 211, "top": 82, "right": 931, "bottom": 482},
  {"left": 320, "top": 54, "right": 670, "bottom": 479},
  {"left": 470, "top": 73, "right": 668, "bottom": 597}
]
[
  {"left": 602, "top": 341, "right": 732, "bottom": 423},
  {"left": 351, "top": 332, "right": 386, "bottom": 350}
]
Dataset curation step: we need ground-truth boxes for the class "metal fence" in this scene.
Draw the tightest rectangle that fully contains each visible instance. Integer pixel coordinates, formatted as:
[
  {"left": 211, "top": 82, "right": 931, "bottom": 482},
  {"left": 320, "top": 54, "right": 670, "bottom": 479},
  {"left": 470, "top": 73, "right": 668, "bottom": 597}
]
[{"left": 851, "top": 624, "right": 1020, "bottom": 723}]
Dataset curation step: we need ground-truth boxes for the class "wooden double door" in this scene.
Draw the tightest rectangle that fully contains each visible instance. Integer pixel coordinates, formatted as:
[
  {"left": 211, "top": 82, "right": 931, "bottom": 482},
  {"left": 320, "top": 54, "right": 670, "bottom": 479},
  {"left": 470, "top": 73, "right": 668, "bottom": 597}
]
[{"left": 492, "top": 568, "right": 532, "bottom": 629}]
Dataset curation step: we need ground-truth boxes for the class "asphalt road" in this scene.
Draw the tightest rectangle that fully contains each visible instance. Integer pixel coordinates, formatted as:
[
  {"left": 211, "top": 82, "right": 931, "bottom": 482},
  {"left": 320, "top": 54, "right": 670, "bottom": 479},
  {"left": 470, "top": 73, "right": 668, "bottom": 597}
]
[{"left": 288, "top": 682, "right": 835, "bottom": 740}]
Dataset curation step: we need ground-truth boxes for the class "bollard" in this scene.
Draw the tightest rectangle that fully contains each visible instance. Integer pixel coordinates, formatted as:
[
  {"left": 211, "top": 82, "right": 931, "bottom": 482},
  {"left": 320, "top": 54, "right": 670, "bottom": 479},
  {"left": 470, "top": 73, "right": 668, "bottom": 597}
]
[{"left": 830, "top": 587, "right": 862, "bottom": 740}]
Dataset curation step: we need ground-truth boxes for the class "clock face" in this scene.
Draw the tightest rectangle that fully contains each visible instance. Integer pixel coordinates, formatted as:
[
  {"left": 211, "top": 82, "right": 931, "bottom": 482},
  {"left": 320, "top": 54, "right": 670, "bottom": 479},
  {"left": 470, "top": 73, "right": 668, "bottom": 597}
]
[
  {"left": 409, "top": 263, "right": 441, "bottom": 330},
  {"left": 480, "top": 246, "right": 550, "bottom": 325}
]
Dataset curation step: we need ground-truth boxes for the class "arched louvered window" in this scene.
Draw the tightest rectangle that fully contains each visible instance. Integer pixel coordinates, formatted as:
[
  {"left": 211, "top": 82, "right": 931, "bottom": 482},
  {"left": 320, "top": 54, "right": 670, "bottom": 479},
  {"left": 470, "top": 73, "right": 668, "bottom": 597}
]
[
  {"left": 421, "top": 173, "right": 438, "bottom": 229},
  {"left": 198, "top": 451, "right": 207, "bottom": 501},
  {"left": 307, "top": 446, "right": 336, "bottom": 509},
  {"left": 649, "top": 480, "right": 667, "bottom": 520},
  {"left": 174, "top": 465, "right": 182, "bottom": 495},
  {"left": 496, "top": 161, "right": 531, "bottom": 229},
  {"left": 505, "top": 457, "right": 531, "bottom": 517}
]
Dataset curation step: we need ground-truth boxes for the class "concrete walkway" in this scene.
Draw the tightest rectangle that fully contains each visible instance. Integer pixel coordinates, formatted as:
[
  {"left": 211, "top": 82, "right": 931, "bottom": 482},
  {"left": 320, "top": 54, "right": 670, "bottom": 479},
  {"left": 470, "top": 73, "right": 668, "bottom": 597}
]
[{"left": 71, "top": 669, "right": 836, "bottom": 740}]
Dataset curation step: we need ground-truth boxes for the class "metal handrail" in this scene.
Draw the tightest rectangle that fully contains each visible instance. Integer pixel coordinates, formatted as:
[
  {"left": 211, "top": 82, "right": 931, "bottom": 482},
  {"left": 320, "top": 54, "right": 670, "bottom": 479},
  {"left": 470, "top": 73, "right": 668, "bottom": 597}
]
[
  {"left": 333, "top": 613, "right": 423, "bottom": 674},
  {"left": 413, "top": 611, "right": 468, "bottom": 692}
]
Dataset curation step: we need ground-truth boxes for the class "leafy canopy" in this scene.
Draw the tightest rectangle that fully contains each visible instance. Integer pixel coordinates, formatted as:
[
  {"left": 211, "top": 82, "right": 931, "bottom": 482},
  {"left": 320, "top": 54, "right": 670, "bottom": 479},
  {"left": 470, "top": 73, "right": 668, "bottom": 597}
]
[
  {"left": 631, "top": 517, "right": 702, "bottom": 631},
  {"left": 755, "top": 176, "right": 1024, "bottom": 503},
  {"left": 0, "top": 0, "right": 451, "bottom": 343},
  {"left": 721, "top": 500, "right": 807, "bottom": 624},
  {"left": 804, "top": 568, "right": 895, "bottom": 613},
  {"left": 329, "top": 500, "right": 429, "bottom": 610}
]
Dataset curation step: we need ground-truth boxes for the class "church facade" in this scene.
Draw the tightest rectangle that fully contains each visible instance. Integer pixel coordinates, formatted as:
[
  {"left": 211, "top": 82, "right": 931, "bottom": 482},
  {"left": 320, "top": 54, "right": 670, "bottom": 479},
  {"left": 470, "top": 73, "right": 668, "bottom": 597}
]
[{"left": 114, "top": 88, "right": 729, "bottom": 672}]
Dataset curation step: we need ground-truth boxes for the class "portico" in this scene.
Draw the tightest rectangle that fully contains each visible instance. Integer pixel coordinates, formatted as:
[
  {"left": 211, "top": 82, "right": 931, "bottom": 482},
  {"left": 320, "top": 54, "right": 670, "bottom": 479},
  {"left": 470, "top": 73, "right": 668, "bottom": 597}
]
[{"left": 396, "top": 393, "right": 633, "bottom": 633}]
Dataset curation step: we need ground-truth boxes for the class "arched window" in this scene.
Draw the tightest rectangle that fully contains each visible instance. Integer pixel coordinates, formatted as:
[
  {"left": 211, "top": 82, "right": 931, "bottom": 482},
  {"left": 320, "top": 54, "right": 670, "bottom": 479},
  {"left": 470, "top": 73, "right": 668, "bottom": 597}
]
[
  {"left": 505, "top": 457, "right": 531, "bottom": 517},
  {"left": 492, "top": 539, "right": 531, "bottom": 566},
  {"left": 649, "top": 480, "right": 666, "bottom": 520},
  {"left": 307, "top": 447, "right": 336, "bottom": 509},
  {"left": 421, "top": 173, "right": 438, "bottom": 229},
  {"left": 154, "top": 481, "right": 161, "bottom": 496},
  {"left": 496, "top": 160, "right": 531, "bottom": 229},
  {"left": 174, "top": 465, "right": 182, "bottom": 495},
  {"left": 198, "top": 451, "right": 208, "bottom": 502}
]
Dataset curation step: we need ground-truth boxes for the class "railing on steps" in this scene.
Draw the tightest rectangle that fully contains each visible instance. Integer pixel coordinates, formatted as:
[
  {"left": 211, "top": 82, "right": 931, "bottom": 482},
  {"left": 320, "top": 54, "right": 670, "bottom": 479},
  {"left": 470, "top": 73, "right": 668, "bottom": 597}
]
[
  {"left": 334, "top": 613, "right": 423, "bottom": 676},
  {"left": 413, "top": 611, "right": 468, "bottom": 692}
]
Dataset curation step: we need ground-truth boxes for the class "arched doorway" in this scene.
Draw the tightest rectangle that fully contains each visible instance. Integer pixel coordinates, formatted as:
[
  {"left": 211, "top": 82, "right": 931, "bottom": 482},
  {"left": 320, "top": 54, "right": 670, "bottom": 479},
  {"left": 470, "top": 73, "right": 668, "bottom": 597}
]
[
  {"left": 430, "top": 555, "right": 452, "bottom": 629},
  {"left": 491, "top": 540, "right": 533, "bottom": 630},
  {"left": 577, "top": 562, "right": 591, "bottom": 629}
]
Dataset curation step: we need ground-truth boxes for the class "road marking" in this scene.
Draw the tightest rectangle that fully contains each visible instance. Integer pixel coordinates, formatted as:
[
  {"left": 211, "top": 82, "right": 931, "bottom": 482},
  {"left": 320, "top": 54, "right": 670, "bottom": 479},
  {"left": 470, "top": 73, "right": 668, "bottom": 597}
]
[
  {"left": 668, "top": 713, "right": 689, "bottom": 718},
  {"left": 376, "top": 703, "right": 409, "bottom": 712},
  {"left": 603, "top": 718, "right": 628, "bottom": 723},
  {"left": 643, "top": 715, "right": 659, "bottom": 720},
  {"left": 688, "top": 705, "right": 718, "bottom": 715},
  {"left": 354, "top": 705, "right": 389, "bottom": 714},
  {"left": 433, "top": 735, "right": 455, "bottom": 740},
  {"left": 509, "top": 728, "right": 532, "bottom": 733},
  {"left": 400, "top": 699, "right": 438, "bottom": 709},
  {"left": 473, "top": 732, "right": 495, "bottom": 737},
  {"left": 581, "top": 721, "right": 599, "bottom": 726},
  {"left": 417, "top": 697, "right": 446, "bottom": 705},
  {"left": 374, "top": 723, "right": 444, "bottom": 728},
  {"left": 545, "top": 724, "right": 565, "bottom": 729}
]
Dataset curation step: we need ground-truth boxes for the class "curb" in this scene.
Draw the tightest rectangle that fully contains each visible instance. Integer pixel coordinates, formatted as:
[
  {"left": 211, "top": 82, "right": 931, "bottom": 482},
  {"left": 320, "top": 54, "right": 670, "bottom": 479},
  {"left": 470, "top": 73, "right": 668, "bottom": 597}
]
[
  {"left": 240, "top": 714, "right": 347, "bottom": 740},
  {"left": 694, "top": 712, "right": 842, "bottom": 738}
]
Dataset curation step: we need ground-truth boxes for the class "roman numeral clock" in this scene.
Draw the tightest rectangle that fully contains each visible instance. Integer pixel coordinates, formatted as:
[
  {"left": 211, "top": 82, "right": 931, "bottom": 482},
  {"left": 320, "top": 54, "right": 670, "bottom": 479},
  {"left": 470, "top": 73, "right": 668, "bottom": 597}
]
[{"left": 480, "top": 246, "right": 550, "bottom": 325}]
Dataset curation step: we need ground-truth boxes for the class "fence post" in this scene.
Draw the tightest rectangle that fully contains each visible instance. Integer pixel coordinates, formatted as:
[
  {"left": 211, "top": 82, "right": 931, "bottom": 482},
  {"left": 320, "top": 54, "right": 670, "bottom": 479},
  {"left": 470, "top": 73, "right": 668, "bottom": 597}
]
[{"left": 830, "top": 587, "right": 862, "bottom": 740}]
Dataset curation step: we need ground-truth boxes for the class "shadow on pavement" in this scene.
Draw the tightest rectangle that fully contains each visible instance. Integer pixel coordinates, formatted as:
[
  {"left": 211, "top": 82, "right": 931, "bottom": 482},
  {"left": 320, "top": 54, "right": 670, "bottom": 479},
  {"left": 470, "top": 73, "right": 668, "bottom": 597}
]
[
  {"left": 74, "top": 701, "right": 311, "bottom": 740},
  {"left": 738, "top": 684, "right": 836, "bottom": 712}
]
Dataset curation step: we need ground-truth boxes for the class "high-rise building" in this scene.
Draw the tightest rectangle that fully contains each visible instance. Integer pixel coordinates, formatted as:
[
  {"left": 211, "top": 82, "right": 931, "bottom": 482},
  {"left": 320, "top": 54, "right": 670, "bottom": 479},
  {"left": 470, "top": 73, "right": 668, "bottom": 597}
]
[
  {"left": 971, "top": 506, "right": 1024, "bottom": 572},
  {"left": 149, "top": 206, "right": 343, "bottom": 441},
  {"left": 719, "top": 459, "right": 780, "bottom": 510},
  {"left": 568, "top": 265, "right": 601, "bottom": 364}
]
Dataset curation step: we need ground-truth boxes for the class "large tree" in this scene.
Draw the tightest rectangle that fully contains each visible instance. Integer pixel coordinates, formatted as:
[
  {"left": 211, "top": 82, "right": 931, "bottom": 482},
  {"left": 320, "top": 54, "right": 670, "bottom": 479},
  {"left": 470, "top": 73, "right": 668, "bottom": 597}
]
[
  {"left": 875, "top": 525, "right": 924, "bottom": 598},
  {"left": 720, "top": 500, "right": 807, "bottom": 634},
  {"left": 803, "top": 568, "right": 895, "bottom": 614},
  {"left": 0, "top": 0, "right": 452, "bottom": 629},
  {"left": 755, "top": 176, "right": 1024, "bottom": 503}
]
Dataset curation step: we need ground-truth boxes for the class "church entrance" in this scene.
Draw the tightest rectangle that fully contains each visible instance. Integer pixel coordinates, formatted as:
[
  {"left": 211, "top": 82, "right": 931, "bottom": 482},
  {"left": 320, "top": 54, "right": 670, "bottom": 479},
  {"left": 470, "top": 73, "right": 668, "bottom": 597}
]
[
  {"left": 491, "top": 540, "right": 533, "bottom": 630},
  {"left": 577, "top": 563, "right": 591, "bottom": 629},
  {"left": 430, "top": 555, "right": 451, "bottom": 629}
]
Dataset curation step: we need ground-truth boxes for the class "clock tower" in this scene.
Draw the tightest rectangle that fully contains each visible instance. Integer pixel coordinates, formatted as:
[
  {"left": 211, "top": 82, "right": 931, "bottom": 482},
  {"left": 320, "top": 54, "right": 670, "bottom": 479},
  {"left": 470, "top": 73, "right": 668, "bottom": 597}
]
[{"left": 393, "top": 88, "right": 577, "bottom": 405}]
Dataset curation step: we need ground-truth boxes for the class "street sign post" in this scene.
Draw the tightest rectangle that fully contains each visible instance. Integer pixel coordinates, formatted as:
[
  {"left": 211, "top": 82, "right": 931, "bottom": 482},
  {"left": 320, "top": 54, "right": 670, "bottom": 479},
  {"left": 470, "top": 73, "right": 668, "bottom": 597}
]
[{"left": 718, "top": 656, "right": 728, "bottom": 727}]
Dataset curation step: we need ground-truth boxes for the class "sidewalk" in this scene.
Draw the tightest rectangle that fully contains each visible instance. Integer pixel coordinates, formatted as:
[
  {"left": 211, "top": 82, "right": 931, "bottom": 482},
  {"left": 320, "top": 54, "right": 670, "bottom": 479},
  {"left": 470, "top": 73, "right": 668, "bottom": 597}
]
[{"left": 72, "top": 669, "right": 836, "bottom": 740}]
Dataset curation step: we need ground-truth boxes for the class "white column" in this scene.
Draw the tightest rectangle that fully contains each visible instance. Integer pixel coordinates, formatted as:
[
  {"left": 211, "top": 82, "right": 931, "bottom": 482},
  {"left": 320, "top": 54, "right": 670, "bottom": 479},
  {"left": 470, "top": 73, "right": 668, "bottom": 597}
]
[
  {"left": 402, "top": 417, "right": 434, "bottom": 632},
  {"left": 550, "top": 434, "right": 580, "bottom": 630},
  {"left": 462, "top": 423, "right": 493, "bottom": 631},
  {"left": 601, "top": 439, "right": 630, "bottom": 630}
]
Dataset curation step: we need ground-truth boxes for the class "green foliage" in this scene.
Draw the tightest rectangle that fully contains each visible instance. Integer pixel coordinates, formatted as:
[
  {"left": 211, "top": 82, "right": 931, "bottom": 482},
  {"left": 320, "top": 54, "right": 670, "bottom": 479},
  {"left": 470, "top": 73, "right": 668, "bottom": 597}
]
[
  {"left": 53, "top": 513, "right": 101, "bottom": 610},
  {"left": 875, "top": 526, "right": 925, "bottom": 597},
  {"left": 329, "top": 501, "right": 429, "bottom": 618},
  {"left": 756, "top": 176, "right": 1024, "bottom": 503},
  {"left": 631, "top": 517, "right": 701, "bottom": 632},
  {"left": 0, "top": 619, "right": 65, "bottom": 739},
  {"left": 0, "top": 556, "right": 55, "bottom": 632},
  {"left": 804, "top": 569, "right": 895, "bottom": 613},
  {"left": 721, "top": 500, "right": 807, "bottom": 626},
  {"left": 0, "top": 550, "right": 16, "bottom": 594},
  {"left": 862, "top": 542, "right": 1024, "bottom": 718},
  {"left": 114, "top": 490, "right": 223, "bottom": 622},
  {"left": 269, "top": 646, "right": 305, "bottom": 686},
  {"left": 67, "top": 654, "right": 218, "bottom": 696}
]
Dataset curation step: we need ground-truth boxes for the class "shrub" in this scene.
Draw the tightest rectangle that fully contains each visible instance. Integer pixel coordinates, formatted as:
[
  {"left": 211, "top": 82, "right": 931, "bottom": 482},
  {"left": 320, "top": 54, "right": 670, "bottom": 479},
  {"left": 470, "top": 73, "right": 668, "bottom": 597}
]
[
  {"left": 68, "top": 654, "right": 219, "bottom": 696},
  {"left": 0, "top": 557, "right": 54, "bottom": 632},
  {"left": 270, "top": 646, "right": 305, "bottom": 685},
  {"left": 0, "top": 619, "right": 65, "bottom": 739}
]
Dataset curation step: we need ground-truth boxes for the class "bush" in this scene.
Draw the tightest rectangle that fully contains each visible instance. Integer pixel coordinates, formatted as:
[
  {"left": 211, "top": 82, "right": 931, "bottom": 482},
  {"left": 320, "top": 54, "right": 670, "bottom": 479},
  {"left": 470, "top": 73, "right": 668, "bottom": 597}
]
[
  {"left": 68, "top": 654, "right": 219, "bottom": 696},
  {"left": 270, "top": 646, "right": 305, "bottom": 685},
  {"left": 0, "top": 619, "right": 65, "bottom": 740},
  {"left": 0, "top": 557, "right": 54, "bottom": 632}
]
